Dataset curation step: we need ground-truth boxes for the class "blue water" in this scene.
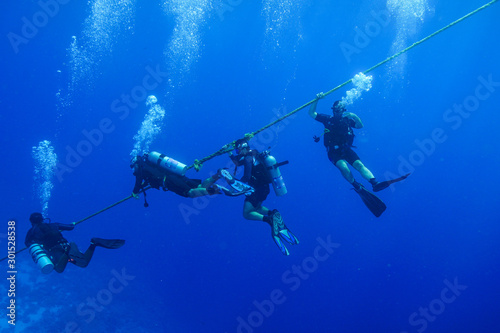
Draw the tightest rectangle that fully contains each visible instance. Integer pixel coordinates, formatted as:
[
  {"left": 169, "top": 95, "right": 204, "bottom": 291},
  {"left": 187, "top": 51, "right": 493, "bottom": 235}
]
[{"left": 2, "top": 0, "right": 500, "bottom": 332}]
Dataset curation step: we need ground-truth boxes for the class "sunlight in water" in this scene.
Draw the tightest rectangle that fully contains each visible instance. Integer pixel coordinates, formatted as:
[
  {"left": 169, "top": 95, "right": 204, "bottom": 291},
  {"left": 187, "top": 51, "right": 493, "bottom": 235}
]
[
  {"left": 163, "top": 0, "right": 213, "bottom": 89},
  {"left": 32, "top": 140, "right": 58, "bottom": 216},
  {"left": 131, "top": 95, "right": 165, "bottom": 157},
  {"left": 340, "top": 73, "right": 373, "bottom": 107}
]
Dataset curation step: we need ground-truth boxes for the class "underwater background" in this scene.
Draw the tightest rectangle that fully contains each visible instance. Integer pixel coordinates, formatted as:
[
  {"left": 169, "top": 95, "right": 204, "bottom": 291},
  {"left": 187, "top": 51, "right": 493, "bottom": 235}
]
[{"left": 1, "top": 0, "right": 500, "bottom": 332}]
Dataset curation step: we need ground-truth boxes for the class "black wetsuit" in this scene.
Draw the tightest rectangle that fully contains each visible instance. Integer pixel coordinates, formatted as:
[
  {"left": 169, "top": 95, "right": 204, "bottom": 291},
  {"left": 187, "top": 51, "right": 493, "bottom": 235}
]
[
  {"left": 25, "top": 223, "right": 95, "bottom": 273},
  {"left": 132, "top": 156, "right": 201, "bottom": 198},
  {"left": 232, "top": 150, "right": 271, "bottom": 208},
  {"left": 315, "top": 113, "right": 360, "bottom": 165}
]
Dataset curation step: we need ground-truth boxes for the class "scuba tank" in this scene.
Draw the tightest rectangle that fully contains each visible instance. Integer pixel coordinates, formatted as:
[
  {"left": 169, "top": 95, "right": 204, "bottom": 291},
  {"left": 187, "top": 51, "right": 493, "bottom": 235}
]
[
  {"left": 146, "top": 151, "right": 187, "bottom": 176},
  {"left": 29, "top": 243, "right": 54, "bottom": 274},
  {"left": 261, "top": 150, "right": 288, "bottom": 197}
]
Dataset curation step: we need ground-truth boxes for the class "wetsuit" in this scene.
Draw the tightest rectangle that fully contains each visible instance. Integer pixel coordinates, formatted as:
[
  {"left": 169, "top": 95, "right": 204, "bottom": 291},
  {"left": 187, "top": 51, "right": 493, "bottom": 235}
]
[
  {"left": 232, "top": 150, "right": 270, "bottom": 208},
  {"left": 25, "top": 223, "right": 95, "bottom": 273},
  {"left": 315, "top": 113, "right": 360, "bottom": 165},
  {"left": 132, "top": 156, "right": 202, "bottom": 197}
]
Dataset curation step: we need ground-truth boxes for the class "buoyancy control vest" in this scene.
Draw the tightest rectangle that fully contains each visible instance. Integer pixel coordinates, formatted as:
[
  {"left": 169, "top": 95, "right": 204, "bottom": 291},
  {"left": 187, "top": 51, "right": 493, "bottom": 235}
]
[{"left": 323, "top": 116, "right": 355, "bottom": 149}]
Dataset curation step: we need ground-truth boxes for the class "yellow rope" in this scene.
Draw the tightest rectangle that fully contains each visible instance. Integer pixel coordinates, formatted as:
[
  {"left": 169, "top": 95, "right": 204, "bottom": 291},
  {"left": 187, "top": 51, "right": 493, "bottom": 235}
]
[
  {"left": 73, "top": 193, "right": 136, "bottom": 225},
  {"left": 190, "top": 133, "right": 255, "bottom": 171},
  {"left": 186, "top": 0, "right": 498, "bottom": 171}
]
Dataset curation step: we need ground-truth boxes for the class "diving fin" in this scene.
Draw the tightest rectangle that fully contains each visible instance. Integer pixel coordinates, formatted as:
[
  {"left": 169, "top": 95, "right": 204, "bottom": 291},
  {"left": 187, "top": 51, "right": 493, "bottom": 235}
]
[
  {"left": 352, "top": 184, "right": 387, "bottom": 217},
  {"left": 273, "top": 236, "right": 290, "bottom": 256},
  {"left": 279, "top": 229, "right": 299, "bottom": 246},
  {"left": 230, "top": 180, "right": 254, "bottom": 195},
  {"left": 218, "top": 168, "right": 236, "bottom": 185},
  {"left": 216, "top": 184, "right": 233, "bottom": 196},
  {"left": 372, "top": 173, "right": 410, "bottom": 192},
  {"left": 216, "top": 184, "right": 253, "bottom": 197},
  {"left": 270, "top": 210, "right": 299, "bottom": 255},
  {"left": 91, "top": 238, "right": 125, "bottom": 249},
  {"left": 218, "top": 169, "right": 254, "bottom": 196}
]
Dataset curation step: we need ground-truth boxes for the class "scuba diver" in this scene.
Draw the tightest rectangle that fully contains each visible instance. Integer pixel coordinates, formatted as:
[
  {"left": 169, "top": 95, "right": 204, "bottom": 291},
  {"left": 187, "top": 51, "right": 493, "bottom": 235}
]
[
  {"left": 131, "top": 151, "right": 253, "bottom": 204},
  {"left": 309, "top": 93, "right": 409, "bottom": 217},
  {"left": 229, "top": 139, "right": 299, "bottom": 255},
  {"left": 25, "top": 212, "right": 125, "bottom": 274}
]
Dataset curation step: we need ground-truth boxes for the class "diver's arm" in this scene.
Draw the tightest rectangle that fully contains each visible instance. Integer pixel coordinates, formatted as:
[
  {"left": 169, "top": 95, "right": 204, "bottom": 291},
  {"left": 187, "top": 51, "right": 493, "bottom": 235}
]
[
  {"left": 344, "top": 112, "right": 363, "bottom": 129},
  {"left": 131, "top": 162, "right": 144, "bottom": 195},
  {"left": 308, "top": 93, "right": 325, "bottom": 119},
  {"left": 229, "top": 151, "right": 253, "bottom": 183},
  {"left": 132, "top": 176, "right": 143, "bottom": 195},
  {"left": 24, "top": 230, "right": 35, "bottom": 247},
  {"left": 229, "top": 152, "right": 240, "bottom": 166},
  {"left": 240, "top": 155, "right": 253, "bottom": 183},
  {"left": 309, "top": 101, "right": 318, "bottom": 119}
]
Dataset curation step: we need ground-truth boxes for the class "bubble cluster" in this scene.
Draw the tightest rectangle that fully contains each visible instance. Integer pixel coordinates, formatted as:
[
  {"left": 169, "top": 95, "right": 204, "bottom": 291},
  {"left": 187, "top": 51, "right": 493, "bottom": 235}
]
[
  {"left": 68, "top": 35, "right": 95, "bottom": 92},
  {"left": 67, "top": 0, "right": 136, "bottom": 92},
  {"left": 131, "top": 96, "right": 166, "bottom": 157},
  {"left": 387, "top": 0, "right": 429, "bottom": 76},
  {"left": 261, "top": 0, "right": 304, "bottom": 54},
  {"left": 32, "top": 141, "right": 58, "bottom": 216},
  {"left": 164, "top": 0, "right": 212, "bottom": 89},
  {"left": 146, "top": 95, "right": 158, "bottom": 106},
  {"left": 340, "top": 73, "right": 373, "bottom": 107}
]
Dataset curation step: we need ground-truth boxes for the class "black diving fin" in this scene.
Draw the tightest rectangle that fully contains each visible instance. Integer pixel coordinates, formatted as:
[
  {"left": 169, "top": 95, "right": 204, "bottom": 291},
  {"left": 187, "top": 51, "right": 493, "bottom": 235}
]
[
  {"left": 352, "top": 183, "right": 387, "bottom": 217},
  {"left": 91, "top": 238, "right": 125, "bottom": 249},
  {"left": 372, "top": 173, "right": 410, "bottom": 192}
]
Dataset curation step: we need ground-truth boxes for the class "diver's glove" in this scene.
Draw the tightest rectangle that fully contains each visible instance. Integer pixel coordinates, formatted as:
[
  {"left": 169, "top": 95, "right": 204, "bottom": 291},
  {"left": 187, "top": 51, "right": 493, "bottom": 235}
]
[
  {"left": 313, "top": 135, "right": 320, "bottom": 143},
  {"left": 131, "top": 192, "right": 140, "bottom": 199},
  {"left": 221, "top": 143, "right": 233, "bottom": 153}
]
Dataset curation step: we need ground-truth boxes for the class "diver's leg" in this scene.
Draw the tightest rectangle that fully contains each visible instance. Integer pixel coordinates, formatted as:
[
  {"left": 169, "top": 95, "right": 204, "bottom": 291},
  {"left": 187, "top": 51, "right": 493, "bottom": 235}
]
[
  {"left": 243, "top": 183, "right": 271, "bottom": 222},
  {"left": 256, "top": 205, "right": 269, "bottom": 216},
  {"left": 52, "top": 251, "right": 69, "bottom": 273},
  {"left": 352, "top": 159, "right": 375, "bottom": 181},
  {"left": 243, "top": 200, "right": 262, "bottom": 220},
  {"left": 187, "top": 174, "right": 223, "bottom": 198},
  {"left": 243, "top": 201, "right": 274, "bottom": 228},
  {"left": 243, "top": 200, "right": 266, "bottom": 222},
  {"left": 187, "top": 187, "right": 211, "bottom": 198},
  {"left": 201, "top": 174, "right": 219, "bottom": 188},
  {"left": 68, "top": 242, "right": 96, "bottom": 268},
  {"left": 335, "top": 159, "right": 355, "bottom": 183},
  {"left": 82, "top": 244, "right": 97, "bottom": 264}
]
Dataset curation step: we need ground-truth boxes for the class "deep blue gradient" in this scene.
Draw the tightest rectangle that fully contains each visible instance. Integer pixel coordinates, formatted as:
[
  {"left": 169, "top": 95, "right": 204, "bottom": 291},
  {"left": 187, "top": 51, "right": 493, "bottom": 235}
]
[{"left": 1, "top": 0, "right": 500, "bottom": 332}]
